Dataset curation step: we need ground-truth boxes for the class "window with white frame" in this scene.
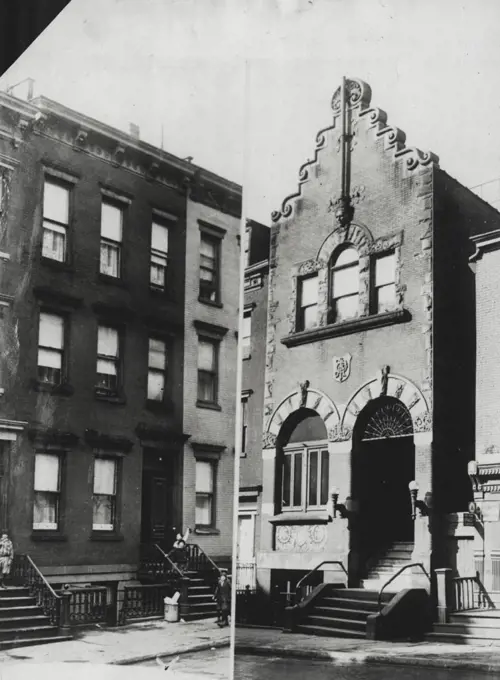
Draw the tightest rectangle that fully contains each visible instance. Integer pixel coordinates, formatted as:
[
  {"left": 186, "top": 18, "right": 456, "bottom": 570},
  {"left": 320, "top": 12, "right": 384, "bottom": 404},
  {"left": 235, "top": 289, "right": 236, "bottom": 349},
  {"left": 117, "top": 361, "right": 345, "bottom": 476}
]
[
  {"left": 195, "top": 459, "right": 215, "bottom": 527},
  {"left": 373, "top": 252, "right": 396, "bottom": 314},
  {"left": 150, "top": 221, "right": 169, "bottom": 289},
  {"left": 241, "top": 312, "right": 251, "bottom": 358},
  {"left": 92, "top": 457, "right": 118, "bottom": 531},
  {"left": 197, "top": 338, "right": 218, "bottom": 404},
  {"left": 148, "top": 337, "right": 167, "bottom": 401},
  {"left": 33, "top": 452, "right": 61, "bottom": 530},
  {"left": 330, "top": 247, "right": 360, "bottom": 323},
  {"left": 37, "top": 312, "right": 65, "bottom": 385},
  {"left": 96, "top": 326, "right": 120, "bottom": 393},
  {"left": 281, "top": 445, "right": 329, "bottom": 511},
  {"left": 199, "top": 234, "right": 220, "bottom": 303},
  {"left": 42, "top": 179, "right": 70, "bottom": 262},
  {"left": 100, "top": 201, "right": 123, "bottom": 278},
  {"left": 298, "top": 275, "right": 318, "bottom": 331}
]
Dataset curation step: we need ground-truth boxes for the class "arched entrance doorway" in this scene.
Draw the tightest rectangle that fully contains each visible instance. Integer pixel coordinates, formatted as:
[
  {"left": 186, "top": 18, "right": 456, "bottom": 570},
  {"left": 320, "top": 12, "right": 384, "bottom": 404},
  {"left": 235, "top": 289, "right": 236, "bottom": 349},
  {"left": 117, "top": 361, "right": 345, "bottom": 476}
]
[{"left": 352, "top": 397, "right": 415, "bottom": 578}]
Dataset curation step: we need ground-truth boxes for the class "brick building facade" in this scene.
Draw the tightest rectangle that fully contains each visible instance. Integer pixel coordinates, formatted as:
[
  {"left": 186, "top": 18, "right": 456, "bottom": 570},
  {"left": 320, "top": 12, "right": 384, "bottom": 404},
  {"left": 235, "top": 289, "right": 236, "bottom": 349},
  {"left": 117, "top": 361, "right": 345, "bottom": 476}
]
[{"left": 0, "top": 90, "right": 240, "bottom": 602}]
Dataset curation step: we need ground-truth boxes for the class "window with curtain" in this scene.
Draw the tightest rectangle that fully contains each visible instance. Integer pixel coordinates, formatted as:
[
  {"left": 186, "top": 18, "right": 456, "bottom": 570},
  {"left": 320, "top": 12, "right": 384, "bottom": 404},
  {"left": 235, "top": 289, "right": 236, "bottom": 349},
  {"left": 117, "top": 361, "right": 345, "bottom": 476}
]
[
  {"left": 330, "top": 247, "right": 360, "bottom": 323},
  {"left": 197, "top": 338, "right": 218, "bottom": 404},
  {"left": 373, "top": 252, "right": 396, "bottom": 314},
  {"left": 37, "top": 312, "right": 65, "bottom": 385},
  {"left": 96, "top": 326, "right": 120, "bottom": 393},
  {"left": 100, "top": 201, "right": 123, "bottom": 278},
  {"left": 195, "top": 460, "right": 215, "bottom": 527},
  {"left": 281, "top": 446, "right": 329, "bottom": 511},
  {"left": 199, "top": 234, "right": 220, "bottom": 303},
  {"left": 33, "top": 453, "right": 61, "bottom": 530},
  {"left": 148, "top": 338, "right": 167, "bottom": 401},
  {"left": 298, "top": 275, "right": 318, "bottom": 330},
  {"left": 92, "top": 458, "right": 118, "bottom": 531},
  {"left": 150, "top": 221, "right": 169, "bottom": 289},
  {"left": 42, "top": 179, "right": 70, "bottom": 262}
]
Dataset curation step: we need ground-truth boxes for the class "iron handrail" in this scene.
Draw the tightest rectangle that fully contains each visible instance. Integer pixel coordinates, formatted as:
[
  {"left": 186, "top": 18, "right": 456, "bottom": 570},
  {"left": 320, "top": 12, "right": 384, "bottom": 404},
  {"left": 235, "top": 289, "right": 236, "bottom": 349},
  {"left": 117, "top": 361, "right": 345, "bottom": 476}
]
[
  {"left": 295, "top": 560, "right": 349, "bottom": 595},
  {"left": 194, "top": 543, "right": 222, "bottom": 574},
  {"left": 154, "top": 543, "right": 184, "bottom": 577},
  {"left": 377, "top": 562, "right": 430, "bottom": 612},
  {"left": 26, "top": 554, "right": 60, "bottom": 600}
]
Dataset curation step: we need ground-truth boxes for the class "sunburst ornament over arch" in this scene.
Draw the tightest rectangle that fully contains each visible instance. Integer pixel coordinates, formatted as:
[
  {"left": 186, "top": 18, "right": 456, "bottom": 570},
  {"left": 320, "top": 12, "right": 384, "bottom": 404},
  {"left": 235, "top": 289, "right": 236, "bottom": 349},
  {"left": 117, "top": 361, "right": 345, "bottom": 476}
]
[{"left": 362, "top": 401, "right": 413, "bottom": 441}]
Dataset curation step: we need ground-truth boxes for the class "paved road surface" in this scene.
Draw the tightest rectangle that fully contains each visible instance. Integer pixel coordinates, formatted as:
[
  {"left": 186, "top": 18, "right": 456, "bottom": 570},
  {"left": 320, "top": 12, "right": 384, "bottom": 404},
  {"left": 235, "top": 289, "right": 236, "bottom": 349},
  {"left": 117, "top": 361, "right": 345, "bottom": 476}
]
[
  {"left": 139, "top": 647, "right": 230, "bottom": 678},
  {"left": 234, "top": 654, "right": 491, "bottom": 679}
]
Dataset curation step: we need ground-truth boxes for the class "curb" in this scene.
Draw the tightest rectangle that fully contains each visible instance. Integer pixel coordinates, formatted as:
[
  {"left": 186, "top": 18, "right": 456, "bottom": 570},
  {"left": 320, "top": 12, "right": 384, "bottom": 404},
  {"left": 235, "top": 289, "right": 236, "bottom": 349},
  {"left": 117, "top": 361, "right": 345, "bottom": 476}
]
[
  {"left": 114, "top": 638, "right": 230, "bottom": 666},
  {"left": 235, "top": 645, "right": 500, "bottom": 673}
]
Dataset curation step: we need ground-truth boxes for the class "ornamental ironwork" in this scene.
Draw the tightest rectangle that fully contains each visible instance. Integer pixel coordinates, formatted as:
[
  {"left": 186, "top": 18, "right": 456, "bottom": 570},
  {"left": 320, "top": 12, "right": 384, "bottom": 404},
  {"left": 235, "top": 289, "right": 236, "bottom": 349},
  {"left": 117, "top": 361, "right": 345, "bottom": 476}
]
[{"left": 362, "top": 401, "right": 413, "bottom": 441}]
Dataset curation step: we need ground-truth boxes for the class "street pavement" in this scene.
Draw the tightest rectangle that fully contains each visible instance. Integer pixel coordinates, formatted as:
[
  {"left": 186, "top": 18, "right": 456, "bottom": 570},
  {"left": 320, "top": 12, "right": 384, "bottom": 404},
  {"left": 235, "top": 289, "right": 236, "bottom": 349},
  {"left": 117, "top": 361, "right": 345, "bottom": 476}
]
[
  {"left": 0, "top": 618, "right": 229, "bottom": 666},
  {"left": 235, "top": 625, "right": 500, "bottom": 673}
]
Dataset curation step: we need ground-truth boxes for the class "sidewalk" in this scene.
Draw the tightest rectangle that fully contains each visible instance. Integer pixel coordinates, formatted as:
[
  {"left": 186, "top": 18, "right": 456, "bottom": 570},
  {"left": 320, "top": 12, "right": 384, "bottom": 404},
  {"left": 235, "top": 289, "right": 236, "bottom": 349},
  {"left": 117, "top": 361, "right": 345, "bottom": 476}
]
[
  {"left": 235, "top": 626, "right": 500, "bottom": 673},
  {"left": 0, "top": 619, "right": 230, "bottom": 666}
]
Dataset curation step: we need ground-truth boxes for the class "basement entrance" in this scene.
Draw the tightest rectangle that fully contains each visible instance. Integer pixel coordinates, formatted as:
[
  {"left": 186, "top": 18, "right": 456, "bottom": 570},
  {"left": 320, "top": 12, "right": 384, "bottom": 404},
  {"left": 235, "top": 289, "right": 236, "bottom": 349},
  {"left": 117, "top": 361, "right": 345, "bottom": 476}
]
[{"left": 352, "top": 397, "right": 415, "bottom": 579}]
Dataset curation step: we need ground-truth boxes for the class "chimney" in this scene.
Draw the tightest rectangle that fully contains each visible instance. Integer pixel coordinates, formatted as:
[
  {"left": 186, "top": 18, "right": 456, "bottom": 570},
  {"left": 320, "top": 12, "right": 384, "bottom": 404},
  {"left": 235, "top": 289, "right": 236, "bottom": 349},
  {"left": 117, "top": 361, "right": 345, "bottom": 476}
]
[{"left": 129, "top": 123, "right": 140, "bottom": 140}]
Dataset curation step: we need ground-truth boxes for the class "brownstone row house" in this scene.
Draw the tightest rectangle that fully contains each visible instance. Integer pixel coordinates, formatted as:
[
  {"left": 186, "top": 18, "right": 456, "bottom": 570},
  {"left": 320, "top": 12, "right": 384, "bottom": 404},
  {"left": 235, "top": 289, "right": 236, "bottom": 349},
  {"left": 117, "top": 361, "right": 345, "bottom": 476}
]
[
  {"left": 238, "top": 78, "right": 500, "bottom": 639},
  {"left": 0, "top": 89, "right": 240, "bottom": 618}
]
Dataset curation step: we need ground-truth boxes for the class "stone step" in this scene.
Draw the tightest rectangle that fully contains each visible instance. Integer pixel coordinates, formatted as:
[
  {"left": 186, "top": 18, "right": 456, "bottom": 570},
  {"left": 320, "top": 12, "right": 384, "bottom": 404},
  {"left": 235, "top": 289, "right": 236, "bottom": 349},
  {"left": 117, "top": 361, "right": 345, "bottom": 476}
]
[
  {"left": 0, "top": 597, "right": 36, "bottom": 609},
  {"left": 321, "top": 597, "right": 380, "bottom": 612},
  {"left": 314, "top": 605, "right": 372, "bottom": 621},
  {"left": 0, "top": 615, "right": 49, "bottom": 630},
  {"left": 0, "top": 606, "right": 40, "bottom": 618},
  {"left": 303, "top": 615, "right": 366, "bottom": 632},
  {"left": 0, "top": 625, "right": 61, "bottom": 641},
  {"left": 296, "top": 624, "right": 365, "bottom": 638},
  {"left": 0, "top": 635, "right": 72, "bottom": 651},
  {"left": 427, "top": 631, "right": 500, "bottom": 646},
  {"left": 0, "top": 588, "right": 32, "bottom": 599}
]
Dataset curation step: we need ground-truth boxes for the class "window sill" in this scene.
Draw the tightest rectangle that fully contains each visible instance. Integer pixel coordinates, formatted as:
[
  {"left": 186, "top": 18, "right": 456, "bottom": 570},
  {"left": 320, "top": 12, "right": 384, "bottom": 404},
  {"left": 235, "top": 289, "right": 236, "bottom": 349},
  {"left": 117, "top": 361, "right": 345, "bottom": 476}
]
[
  {"left": 242, "top": 353, "right": 251, "bottom": 361},
  {"left": 146, "top": 398, "right": 175, "bottom": 414},
  {"left": 98, "top": 273, "right": 128, "bottom": 288},
  {"left": 31, "top": 380, "right": 74, "bottom": 396},
  {"left": 194, "top": 526, "right": 220, "bottom": 535},
  {"left": 269, "top": 511, "right": 330, "bottom": 525},
  {"left": 90, "top": 532, "right": 124, "bottom": 542},
  {"left": 40, "top": 257, "right": 73, "bottom": 273},
  {"left": 149, "top": 286, "right": 175, "bottom": 302},
  {"left": 31, "top": 531, "right": 68, "bottom": 542},
  {"left": 198, "top": 296, "right": 223, "bottom": 309},
  {"left": 94, "top": 389, "right": 126, "bottom": 405},
  {"left": 196, "top": 400, "right": 222, "bottom": 412},
  {"left": 282, "top": 308, "right": 411, "bottom": 347}
]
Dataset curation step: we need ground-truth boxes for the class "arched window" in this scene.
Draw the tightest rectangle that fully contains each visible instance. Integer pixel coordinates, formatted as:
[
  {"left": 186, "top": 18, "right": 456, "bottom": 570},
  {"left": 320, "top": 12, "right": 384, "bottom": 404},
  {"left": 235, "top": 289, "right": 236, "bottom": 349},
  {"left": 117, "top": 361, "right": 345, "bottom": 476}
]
[{"left": 330, "top": 246, "right": 359, "bottom": 323}]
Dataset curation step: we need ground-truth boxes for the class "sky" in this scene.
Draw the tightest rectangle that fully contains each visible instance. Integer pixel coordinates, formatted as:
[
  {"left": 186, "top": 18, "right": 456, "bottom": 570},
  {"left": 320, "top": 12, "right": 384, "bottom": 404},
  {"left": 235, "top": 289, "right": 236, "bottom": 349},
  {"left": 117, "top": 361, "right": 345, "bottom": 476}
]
[{"left": 1, "top": 0, "right": 500, "bottom": 224}]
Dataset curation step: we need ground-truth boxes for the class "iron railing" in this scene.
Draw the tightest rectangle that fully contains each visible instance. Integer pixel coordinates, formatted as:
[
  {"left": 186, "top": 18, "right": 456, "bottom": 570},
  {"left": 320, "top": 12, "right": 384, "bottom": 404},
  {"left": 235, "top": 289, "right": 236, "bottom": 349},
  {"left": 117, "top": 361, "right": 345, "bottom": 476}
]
[
  {"left": 377, "top": 562, "right": 430, "bottom": 612},
  {"left": 452, "top": 573, "right": 495, "bottom": 613},
  {"left": 168, "top": 543, "right": 221, "bottom": 575},
  {"left": 119, "top": 582, "right": 180, "bottom": 625},
  {"left": 138, "top": 543, "right": 183, "bottom": 581},
  {"left": 236, "top": 561, "right": 256, "bottom": 590},
  {"left": 295, "top": 560, "right": 349, "bottom": 604},
  {"left": 12, "top": 554, "right": 62, "bottom": 627},
  {"left": 61, "top": 587, "right": 109, "bottom": 626}
]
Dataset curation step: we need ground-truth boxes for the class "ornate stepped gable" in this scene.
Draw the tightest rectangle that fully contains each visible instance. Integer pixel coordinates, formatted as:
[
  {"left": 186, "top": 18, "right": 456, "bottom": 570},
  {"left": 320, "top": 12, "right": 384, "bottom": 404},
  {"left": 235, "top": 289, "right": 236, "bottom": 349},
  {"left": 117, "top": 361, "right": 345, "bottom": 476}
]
[{"left": 271, "top": 78, "right": 439, "bottom": 223}]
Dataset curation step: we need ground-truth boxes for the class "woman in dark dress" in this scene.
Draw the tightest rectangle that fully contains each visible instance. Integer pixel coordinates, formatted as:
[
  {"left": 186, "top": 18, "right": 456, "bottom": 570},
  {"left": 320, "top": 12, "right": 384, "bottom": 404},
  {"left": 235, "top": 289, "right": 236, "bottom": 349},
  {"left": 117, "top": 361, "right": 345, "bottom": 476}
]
[{"left": 214, "top": 571, "right": 231, "bottom": 627}]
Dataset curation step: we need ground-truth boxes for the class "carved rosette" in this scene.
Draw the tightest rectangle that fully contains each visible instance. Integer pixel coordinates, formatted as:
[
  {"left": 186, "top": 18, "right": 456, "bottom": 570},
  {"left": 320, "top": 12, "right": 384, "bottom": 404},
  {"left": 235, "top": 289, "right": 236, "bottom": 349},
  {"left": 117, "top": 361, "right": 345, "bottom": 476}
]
[
  {"left": 331, "top": 78, "right": 371, "bottom": 115},
  {"left": 414, "top": 411, "right": 432, "bottom": 433},
  {"left": 275, "top": 524, "right": 327, "bottom": 553},
  {"left": 262, "top": 431, "right": 277, "bottom": 449},
  {"left": 328, "top": 424, "right": 353, "bottom": 442}
]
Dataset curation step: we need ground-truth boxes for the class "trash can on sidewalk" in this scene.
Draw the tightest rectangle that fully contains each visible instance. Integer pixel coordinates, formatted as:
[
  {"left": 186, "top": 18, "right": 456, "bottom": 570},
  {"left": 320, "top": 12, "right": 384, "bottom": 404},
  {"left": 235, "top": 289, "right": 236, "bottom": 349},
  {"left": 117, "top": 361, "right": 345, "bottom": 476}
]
[{"left": 164, "top": 598, "right": 179, "bottom": 623}]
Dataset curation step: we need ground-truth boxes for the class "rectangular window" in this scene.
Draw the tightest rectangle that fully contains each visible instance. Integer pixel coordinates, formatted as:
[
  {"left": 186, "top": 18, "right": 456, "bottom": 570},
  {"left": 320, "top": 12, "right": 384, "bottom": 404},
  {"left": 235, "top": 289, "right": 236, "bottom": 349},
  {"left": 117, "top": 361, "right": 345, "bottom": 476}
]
[
  {"left": 282, "top": 447, "right": 329, "bottom": 510},
  {"left": 37, "top": 312, "right": 64, "bottom": 385},
  {"left": 150, "top": 221, "right": 169, "bottom": 289},
  {"left": 374, "top": 252, "right": 396, "bottom": 314},
  {"left": 242, "top": 312, "right": 251, "bottom": 358},
  {"left": 100, "top": 201, "right": 123, "bottom": 278},
  {"left": 197, "top": 338, "right": 218, "bottom": 404},
  {"left": 148, "top": 338, "right": 167, "bottom": 401},
  {"left": 199, "top": 234, "right": 220, "bottom": 303},
  {"left": 241, "top": 397, "right": 248, "bottom": 457},
  {"left": 92, "top": 458, "right": 117, "bottom": 531},
  {"left": 96, "top": 326, "right": 120, "bottom": 393},
  {"left": 42, "top": 179, "right": 70, "bottom": 262},
  {"left": 195, "top": 460, "right": 215, "bottom": 527},
  {"left": 33, "top": 453, "right": 61, "bottom": 530},
  {"left": 298, "top": 276, "right": 318, "bottom": 330},
  {"left": 307, "top": 448, "right": 329, "bottom": 507},
  {"left": 282, "top": 450, "right": 303, "bottom": 509}
]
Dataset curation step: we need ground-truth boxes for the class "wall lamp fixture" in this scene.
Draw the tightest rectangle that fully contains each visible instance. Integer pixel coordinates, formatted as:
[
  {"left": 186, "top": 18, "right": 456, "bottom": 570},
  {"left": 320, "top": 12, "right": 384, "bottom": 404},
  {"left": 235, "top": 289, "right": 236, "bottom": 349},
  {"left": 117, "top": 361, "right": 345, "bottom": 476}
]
[
  {"left": 468, "top": 460, "right": 481, "bottom": 492},
  {"left": 329, "top": 488, "right": 350, "bottom": 519},
  {"left": 408, "top": 480, "right": 430, "bottom": 520}
]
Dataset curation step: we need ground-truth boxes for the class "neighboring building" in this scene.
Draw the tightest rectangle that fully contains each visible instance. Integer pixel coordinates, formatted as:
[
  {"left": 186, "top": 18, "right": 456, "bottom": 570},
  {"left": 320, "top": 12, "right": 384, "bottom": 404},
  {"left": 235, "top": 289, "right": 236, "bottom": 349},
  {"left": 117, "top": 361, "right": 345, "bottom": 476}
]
[
  {"left": 0, "top": 89, "right": 240, "bottom": 606},
  {"left": 241, "top": 78, "right": 500, "bottom": 610},
  {"left": 237, "top": 219, "right": 269, "bottom": 589}
]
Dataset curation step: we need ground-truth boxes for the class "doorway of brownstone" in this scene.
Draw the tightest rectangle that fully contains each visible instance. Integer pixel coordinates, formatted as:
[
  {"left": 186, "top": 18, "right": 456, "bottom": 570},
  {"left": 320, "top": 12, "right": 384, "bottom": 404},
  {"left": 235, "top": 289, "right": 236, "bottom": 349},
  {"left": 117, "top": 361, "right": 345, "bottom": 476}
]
[
  {"left": 351, "top": 397, "right": 415, "bottom": 581},
  {"left": 140, "top": 448, "right": 176, "bottom": 551}
]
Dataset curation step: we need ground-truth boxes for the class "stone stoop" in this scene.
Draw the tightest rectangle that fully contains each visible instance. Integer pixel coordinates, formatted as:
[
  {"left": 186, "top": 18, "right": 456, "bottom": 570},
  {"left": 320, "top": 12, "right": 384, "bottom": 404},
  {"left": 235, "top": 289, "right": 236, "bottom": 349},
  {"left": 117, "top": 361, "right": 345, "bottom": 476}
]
[
  {"left": 182, "top": 571, "right": 218, "bottom": 622},
  {"left": 428, "top": 609, "right": 500, "bottom": 645}
]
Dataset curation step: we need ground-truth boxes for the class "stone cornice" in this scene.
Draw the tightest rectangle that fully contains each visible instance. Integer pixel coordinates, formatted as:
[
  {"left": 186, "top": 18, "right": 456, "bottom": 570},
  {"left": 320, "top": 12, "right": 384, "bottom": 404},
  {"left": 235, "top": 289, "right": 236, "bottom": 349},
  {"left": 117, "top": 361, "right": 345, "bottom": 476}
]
[{"left": 470, "top": 229, "right": 500, "bottom": 262}]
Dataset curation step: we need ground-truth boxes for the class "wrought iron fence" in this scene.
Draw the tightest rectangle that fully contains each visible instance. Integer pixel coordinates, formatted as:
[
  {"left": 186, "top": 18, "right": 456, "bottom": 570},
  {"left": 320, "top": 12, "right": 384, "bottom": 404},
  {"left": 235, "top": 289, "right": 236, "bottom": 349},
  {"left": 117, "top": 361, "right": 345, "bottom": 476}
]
[
  {"left": 119, "top": 582, "right": 180, "bottom": 625},
  {"left": 235, "top": 584, "right": 294, "bottom": 627},
  {"left": 60, "top": 587, "right": 109, "bottom": 626},
  {"left": 453, "top": 574, "right": 495, "bottom": 612},
  {"left": 11, "top": 554, "right": 61, "bottom": 627},
  {"left": 236, "top": 561, "right": 256, "bottom": 590}
]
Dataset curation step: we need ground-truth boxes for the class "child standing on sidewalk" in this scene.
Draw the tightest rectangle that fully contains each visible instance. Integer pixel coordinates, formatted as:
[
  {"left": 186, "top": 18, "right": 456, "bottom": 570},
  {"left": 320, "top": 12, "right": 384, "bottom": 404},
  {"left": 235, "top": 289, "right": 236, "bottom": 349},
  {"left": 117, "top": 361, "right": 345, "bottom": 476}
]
[{"left": 214, "top": 570, "right": 231, "bottom": 627}]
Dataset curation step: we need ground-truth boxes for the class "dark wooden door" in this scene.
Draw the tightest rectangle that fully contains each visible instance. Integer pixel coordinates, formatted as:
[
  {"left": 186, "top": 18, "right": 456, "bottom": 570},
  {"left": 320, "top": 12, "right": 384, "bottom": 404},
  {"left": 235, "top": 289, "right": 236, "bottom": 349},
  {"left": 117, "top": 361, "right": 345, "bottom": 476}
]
[{"left": 141, "top": 462, "right": 174, "bottom": 547}]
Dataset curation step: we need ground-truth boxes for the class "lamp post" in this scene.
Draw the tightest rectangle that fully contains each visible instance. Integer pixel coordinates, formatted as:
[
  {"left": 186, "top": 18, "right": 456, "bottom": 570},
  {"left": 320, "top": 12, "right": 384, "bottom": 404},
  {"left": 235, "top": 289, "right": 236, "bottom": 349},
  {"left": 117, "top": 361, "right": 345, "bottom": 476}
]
[{"left": 409, "top": 480, "right": 419, "bottom": 521}]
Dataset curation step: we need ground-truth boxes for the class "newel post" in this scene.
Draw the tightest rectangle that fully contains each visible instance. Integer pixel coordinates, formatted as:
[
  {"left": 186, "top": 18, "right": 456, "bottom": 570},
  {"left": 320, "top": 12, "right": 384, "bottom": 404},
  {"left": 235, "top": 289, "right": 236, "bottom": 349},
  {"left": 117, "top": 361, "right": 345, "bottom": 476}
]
[
  {"left": 435, "top": 568, "right": 453, "bottom": 623},
  {"left": 179, "top": 577, "right": 190, "bottom": 620},
  {"left": 59, "top": 591, "right": 72, "bottom": 635}
]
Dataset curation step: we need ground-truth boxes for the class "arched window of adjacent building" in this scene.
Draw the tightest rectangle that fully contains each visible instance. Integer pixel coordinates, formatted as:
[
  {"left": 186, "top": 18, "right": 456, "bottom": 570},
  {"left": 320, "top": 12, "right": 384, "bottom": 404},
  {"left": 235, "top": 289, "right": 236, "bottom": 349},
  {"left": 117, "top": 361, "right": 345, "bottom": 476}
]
[
  {"left": 279, "top": 411, "right": 329, "bottom": 512},
  {"left": 330, "top": 246, "right": 359, "bottom": 323}
]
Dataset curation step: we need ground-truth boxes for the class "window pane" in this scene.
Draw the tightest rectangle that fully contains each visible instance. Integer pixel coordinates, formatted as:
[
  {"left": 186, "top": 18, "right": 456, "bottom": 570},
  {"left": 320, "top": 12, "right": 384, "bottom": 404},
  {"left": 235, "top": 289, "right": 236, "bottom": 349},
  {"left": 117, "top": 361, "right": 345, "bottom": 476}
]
[
  {"left": 195, "top": 494, "right": 212, "bottom": 525},
  {"left": 282, "top": 455, "right": 291, "bottom": 508},
  {"left": 335, "top": 294, "right": 359, "bottom": 321},
  {"left": 308, "top": 450, "right": 318, "bottom": 506},
  {"left": 101, "top": 202, "right": 123, "bottom": 241},
  {"left": 98, "top": 327, "right": 118, "bottom": 357},
  {"left": 43, "top": 181, "right": 69, "bottom": 224},
  {"left": 302, "top": 305, "right": 317, "bottom": 330},
  {"left": 38, "top": 348, "right": 62, "bottom": 370},
  {"left": 33, "top": 491, "right": 58, "bottom": 529},
  {"left": 34, "top": 453, "right": 60, "bottom": 492},
  {"left": 149, "top": 338, "right": 166, "bottom": 370},
  {"left": 100, "top": 242, "right": 120, "bottom": 277},
  {"left": 300, "top": 276, "right": 318, "bottom": 307},
  {"left": 150, "top": 254, "right": 167, "bottom": 287},
  {"left": 42, "top": 225, "right": 66, "bottom": 261},
  {"left": 293, "top": 453, "right": 302, "bottom": 507},
  {"left": 320, "top": 450, "right": 329, "bottom": 506},
  {"left": 151, "top": 222, "right": 169, "bottom": 253},
  {"left": 94, "top": 458, "right": 116, "bottom": 495},
  {"left": 198, "top": 340, "right": 215, "bottom": 371},
  {"left": 93, "top": 494, "right": 114, "bottom": 530},
  {"left": 334, "top": 247, "right": 358, "bottom": 267},
  {"left": 375, "top": 253, "right": 395, "bottom": 287},
  {"left": 148, "top": 370, "right": 165, "bottom": 400},
  {"left": 39, "top": 313, "right": 64, "bottom": 349},
  {"left": 196, "top": 461, "right": 213, "bottom": 493},
  {"left": 332, "top": 265, "right": 359, "bottom": 297},
  {"left": 242, "top": 314, "right": 251, "bottom": 340},
  {"left": 377, "top": 283, "right": 397, "bottom": 313},
  {"left": 200, "top": 237, "right": 216, "bottom": 259},
  {"left": 198, "top": 371, "right": 216, "bottom": 402},
  {"left": 97, "top": 358, "right": 117, "bottom": 377}
]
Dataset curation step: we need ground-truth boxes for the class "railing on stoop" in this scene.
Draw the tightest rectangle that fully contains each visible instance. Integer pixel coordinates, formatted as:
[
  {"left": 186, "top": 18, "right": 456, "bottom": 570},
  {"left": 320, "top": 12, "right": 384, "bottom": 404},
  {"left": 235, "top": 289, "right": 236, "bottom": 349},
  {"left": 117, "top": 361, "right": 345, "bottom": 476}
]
[
  {"left": 171, "top": 543, "right": 221, "bottom": 587},
  {"left": 452, "top": 573, "right": 495, "bottom": 613}
]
